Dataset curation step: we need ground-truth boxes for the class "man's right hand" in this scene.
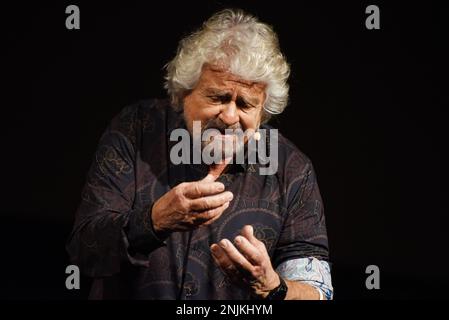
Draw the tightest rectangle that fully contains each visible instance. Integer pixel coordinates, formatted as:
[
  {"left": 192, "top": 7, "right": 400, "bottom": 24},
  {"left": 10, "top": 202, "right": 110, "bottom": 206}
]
[{"left": 151, "top": 174, "right": 233, "bottom": 236}]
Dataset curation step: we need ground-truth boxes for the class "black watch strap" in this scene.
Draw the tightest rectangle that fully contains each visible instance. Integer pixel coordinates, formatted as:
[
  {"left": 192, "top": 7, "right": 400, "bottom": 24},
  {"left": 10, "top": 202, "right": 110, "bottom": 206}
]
[{"left": 264, "top": 276, "right": 288, "bottom": 300}]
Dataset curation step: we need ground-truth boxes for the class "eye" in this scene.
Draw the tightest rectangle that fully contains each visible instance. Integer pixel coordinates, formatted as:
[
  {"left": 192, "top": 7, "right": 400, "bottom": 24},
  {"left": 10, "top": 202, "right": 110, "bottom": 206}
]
[
  {"left": 207, "top": 94, "right": 231, "bottom": 104},
  {"left": 208, "top": 95, "right": 222, "bottom": 103},
  {"left": 236, "top": 97, "right": 255, "bottom": 111}
]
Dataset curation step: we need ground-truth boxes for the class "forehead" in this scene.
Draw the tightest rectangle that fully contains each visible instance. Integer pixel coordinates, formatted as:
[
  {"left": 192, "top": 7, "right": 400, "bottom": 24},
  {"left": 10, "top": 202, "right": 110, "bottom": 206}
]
[{"left": 197, "top": 65, "right": 267, "bottom": 95}]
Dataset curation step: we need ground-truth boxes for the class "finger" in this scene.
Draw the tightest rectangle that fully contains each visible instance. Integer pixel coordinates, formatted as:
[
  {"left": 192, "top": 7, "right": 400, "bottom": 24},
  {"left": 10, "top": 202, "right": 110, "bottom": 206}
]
[
  {"left": 195, "top": 201, "right": 229, "bottom": 225},
  {"left": 241, "top": 225, "right": 269, "bottom": 258},
  {"left": 241, "top": 225, "right": 259, "bottom": 247},
  {"left": 233, "top": 235, "right": 264, "bottom": 266},
  {"left": 189, "top": 191, "right": 233, "bottom": 211},
  {"left": 217, "top": 239, "right": 254, "bottom": 273},
  {"left": 210, "top": 243, "right": 234, "bottom": 270},
  {"left": 183, "top": 181, "right": 225, "bottom": 198},
  {"left": 211, "top": 243, "right": 247, "bottom": 284},
  {"left": 201, "top": 162, "right": 230, "bottom": 182},
  {"left": 201, "top": 173, "right": 218, "bottom": 183}
]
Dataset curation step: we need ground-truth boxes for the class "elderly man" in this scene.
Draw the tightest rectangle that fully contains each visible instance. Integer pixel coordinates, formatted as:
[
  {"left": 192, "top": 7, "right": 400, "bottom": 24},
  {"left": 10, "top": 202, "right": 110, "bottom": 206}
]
[{"left": 67, "top": 9, "right": 333, "bottom": 300}]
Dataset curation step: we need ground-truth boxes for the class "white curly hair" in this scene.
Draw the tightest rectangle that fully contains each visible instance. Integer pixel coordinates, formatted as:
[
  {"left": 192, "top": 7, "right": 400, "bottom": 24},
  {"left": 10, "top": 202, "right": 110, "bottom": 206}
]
[{"left": 164, "top": 8, "right": 290, "bottom": 122}]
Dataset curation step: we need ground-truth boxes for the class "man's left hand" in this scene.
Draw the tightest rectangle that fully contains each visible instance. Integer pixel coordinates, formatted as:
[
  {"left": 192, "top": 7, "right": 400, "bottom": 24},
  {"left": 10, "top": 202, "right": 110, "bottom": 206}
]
[{"left": 210, "top": 225, "right": 280, "bottom": 298}]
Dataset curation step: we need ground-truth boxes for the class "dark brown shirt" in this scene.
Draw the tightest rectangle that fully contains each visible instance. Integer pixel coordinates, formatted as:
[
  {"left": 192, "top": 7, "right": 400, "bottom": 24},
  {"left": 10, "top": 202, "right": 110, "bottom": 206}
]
[{"left": 66, "top": 99, "right": 329, "bottom": 299}]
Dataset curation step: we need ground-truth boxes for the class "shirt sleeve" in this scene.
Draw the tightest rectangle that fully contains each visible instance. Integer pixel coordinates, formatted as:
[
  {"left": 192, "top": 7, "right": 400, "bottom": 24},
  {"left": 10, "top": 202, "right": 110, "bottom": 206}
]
[
  {"left": 273, "top": 158, "right": 330, "bottom": 267},
  {"left": 276, "top": 257, "right": 334, "bottom": 300},
  {"left": 66, "top": 109, "right": 166, "bottom": 278}
]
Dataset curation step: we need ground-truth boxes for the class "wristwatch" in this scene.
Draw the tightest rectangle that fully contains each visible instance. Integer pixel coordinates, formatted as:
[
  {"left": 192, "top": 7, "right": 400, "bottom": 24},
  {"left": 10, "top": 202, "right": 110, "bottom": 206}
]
[{"left": 264, "top": 276, "right": 288, "bottom": 300}]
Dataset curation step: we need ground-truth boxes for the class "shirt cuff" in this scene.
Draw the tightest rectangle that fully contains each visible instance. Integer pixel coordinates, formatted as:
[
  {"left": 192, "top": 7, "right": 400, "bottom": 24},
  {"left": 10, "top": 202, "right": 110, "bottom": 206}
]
[
  {"left": 276, "top": 257, "right": 334, "bottom": 300},
  {"left": 124, "top": 204, "right": 168, "bottom": 255}
]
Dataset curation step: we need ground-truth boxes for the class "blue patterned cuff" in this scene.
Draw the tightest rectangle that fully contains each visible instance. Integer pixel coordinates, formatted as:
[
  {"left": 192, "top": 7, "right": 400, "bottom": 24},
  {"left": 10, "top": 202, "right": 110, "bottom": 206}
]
[{"left": 276, "top": 257, "right": 333, "bottom": 300}]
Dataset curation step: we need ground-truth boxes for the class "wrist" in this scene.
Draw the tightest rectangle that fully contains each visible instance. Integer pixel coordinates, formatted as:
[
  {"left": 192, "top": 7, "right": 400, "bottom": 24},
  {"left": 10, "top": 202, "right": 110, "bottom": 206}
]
[
  {"left": 264, "top": 275, "right": 288, "bottom": 300},
  {"left": 149, "top": 206, "right": 170, "bottom": 240},
  {"left": 262, "top": 273, "right": 287, "bottom": 300},
  {"left": 267, "top": 272, "right": 281, "bottom": 291}
]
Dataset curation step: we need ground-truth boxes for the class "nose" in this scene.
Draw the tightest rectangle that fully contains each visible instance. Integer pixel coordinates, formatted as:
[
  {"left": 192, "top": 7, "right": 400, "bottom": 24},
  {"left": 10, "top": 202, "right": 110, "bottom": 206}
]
[{"left": 218, "top": 101, "right": 239, "bottom": 127}]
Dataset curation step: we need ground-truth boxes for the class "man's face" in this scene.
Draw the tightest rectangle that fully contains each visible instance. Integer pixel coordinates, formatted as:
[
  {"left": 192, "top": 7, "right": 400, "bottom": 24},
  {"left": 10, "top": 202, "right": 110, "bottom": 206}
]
[{"left": 183, "top": 65, "right": 266, "bottom": 160}]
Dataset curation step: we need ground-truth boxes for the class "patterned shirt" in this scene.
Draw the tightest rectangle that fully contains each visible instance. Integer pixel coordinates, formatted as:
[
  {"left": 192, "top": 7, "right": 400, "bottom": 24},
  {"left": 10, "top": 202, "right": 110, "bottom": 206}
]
[{"left": 66, "top": 99, "right": 332, "bottom": 299}]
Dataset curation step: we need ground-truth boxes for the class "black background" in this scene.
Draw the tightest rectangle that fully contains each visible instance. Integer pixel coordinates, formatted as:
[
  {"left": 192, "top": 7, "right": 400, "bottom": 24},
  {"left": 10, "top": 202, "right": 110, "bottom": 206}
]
[{"left": 1, "top": 1, "right": 447, "bottom": 300}]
